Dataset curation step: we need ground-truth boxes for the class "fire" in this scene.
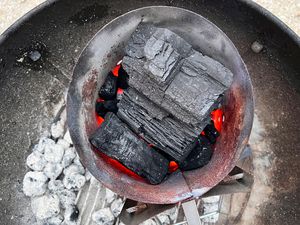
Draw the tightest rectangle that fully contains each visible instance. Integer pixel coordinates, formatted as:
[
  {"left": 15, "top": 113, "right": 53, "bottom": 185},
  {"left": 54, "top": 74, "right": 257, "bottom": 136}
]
[
  {"left": 94, "top": 62, "right": 225, "bottom": 180},
  {"left": 168, "top": 161, "right": 179, "bottom": 172},
  {"left": 96, "top": 150, "right": 144, "bottom": 181},
  {"left": 112, "top": 64, "right": 121, "bottom": 77},
  {"left": 211, "top": 109, "right": 224, "bottom": 132}
]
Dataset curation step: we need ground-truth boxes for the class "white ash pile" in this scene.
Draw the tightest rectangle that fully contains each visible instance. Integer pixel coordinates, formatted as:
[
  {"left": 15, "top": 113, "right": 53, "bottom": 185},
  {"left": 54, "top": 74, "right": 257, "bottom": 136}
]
[
  {"left": 23, "top": 110, "right": 89, "bottom": 225},
  {"left": 22, "top": 108, "right": 183, "bottom": 225}
]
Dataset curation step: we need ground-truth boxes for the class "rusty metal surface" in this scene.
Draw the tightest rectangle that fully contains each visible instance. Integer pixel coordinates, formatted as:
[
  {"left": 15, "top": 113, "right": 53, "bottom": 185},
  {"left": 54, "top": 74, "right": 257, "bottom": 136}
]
[{"left": 67, "top": 6, "right": 254, "bottom": 204}]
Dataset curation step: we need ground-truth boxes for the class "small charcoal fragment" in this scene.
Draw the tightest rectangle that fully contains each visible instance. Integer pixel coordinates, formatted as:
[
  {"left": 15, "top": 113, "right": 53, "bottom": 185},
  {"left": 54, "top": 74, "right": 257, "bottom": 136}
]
[
  {"left": 117, "top": 66, "right": 129, "bottom": 89},
  {"left": 203, "top": 122, "right": 219, "bottom": 144},
  {"left": 179, "top": 136, "right": 212, "bottom": 171},
  {"left": 96, "top": 100, "right": 118, "bottom": 117},
  {"left": 64, "top": 205, "right": 79, "bottom": 222},
  {"left": 90, "top": 112, "right": 169, "bottom": 184},
  {"left": 99, "top": 72, "right": 118, "bottom": 100}
]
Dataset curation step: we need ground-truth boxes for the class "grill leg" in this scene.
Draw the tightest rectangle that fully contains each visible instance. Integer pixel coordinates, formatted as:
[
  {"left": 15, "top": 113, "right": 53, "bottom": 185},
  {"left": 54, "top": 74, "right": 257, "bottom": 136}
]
[{"left": 182, "top": 200, "right": 202, "bottom": 225}]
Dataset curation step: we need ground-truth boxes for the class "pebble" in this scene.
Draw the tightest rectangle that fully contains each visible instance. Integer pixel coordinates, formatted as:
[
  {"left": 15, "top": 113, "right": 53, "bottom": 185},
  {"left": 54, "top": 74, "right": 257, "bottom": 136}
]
[
  {"left": 48, "top": 180, "right": 64, "bottom": 193},
  {"left": 28, "top": 50, "right": 41, "bottom": 62},
  {"left": 110, "top": 198, "right": 124, "bottom": 217},
  {"left": 31, "top": 194, "right": 60, "bottom": 220},
  {"left": 44, "top": 163, "right": 63, "bottom": 180},
  {"left": 57, "top": 139, "right": 70, "bottom": 150},
  {"left": 62, "top": 148, "right": 76, "bottom": 168},
  {"left": 105, "top": 189, "right": 116, "bottom": 205},
  {"left": 23, "top": 171, "right": 48, "bottom": 197},
  {"left": 57, "top": 189, "right": 76, "bottom": 209},
  {"left": 92, "top": 208, "right": 115, "bottom": 225},
  {"left": 63, "top": 173, "right": 86, "bottom": 190},
  {"left": 33, "top": 137, "right": 55, "bottom": 154},
  {"left": 251, "top": 41, "right": 263, "bottom": 53},
  {"left": 45, "top": 215, "right": 64, "bottom": 225},
  {"left": 51, "top": 121, "right": 65, "bottom": 139},
  {"left": 44, "top": 143, "right": 65, "bottom": 163},
  {"left": 26, "top": 151, "right": 47, "bottom": 171}
]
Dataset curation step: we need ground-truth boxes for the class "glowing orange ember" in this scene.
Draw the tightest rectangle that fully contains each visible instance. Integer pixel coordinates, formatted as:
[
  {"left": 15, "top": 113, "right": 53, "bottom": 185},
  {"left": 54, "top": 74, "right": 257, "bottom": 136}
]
[
  {"left": 112, "top": 64, "right": 121, "bottom": 77},
  {"left": 168, "top": 161, "right": 179, "bottom": 172},
  {"left": 97, "top": 151, "right": 144, "bottom": 181},
  {"left": 211, "top": 109, "right": 224, "bottom": 132},
  {"left": 95, "top": 113, "right": 104, "bottom": 126},
  {"left": 117, "top": 88, "right": 124, "bottom": 95}
]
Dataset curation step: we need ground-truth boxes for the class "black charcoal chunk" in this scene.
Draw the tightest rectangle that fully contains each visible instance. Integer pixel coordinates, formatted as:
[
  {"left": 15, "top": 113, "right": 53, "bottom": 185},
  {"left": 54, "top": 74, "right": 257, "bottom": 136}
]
[
  {"left": 90, "top": 112, "right": 169, "bottom": 184},
  {"left": 161, "top": 51, "right": 232, "bottom": 124},
  {"left": 98, "top": 72, "right": 117, "bottom": 100},
  {"left": 117, "top": 88, "right": 203, "bottom": 162},
  {"left": 123, "top": 24, "right": 192, "bottom": 89},
  {"left": 179, "top": 136, "right": 212, "bottom": 171},
  {"left": 69, "top": 205, "right": 80, "bottom": 222},
  {"left": 122, "top": 23, "right": 233, "bottom": 126},
  {"left": 117, "top": 66, "right": 129, "bottom": 89},
  {"left": 203, "top": 122, "right": 219, "bottom": 144},
  {"left": 96, "top": 100, "right": 118, "bottom": 117}
]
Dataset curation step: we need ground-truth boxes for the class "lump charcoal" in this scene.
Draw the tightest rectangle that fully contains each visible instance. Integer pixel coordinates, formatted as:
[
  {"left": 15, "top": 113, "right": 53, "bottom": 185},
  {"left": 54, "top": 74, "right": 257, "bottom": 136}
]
[
  {"left": 122, "top": 56, "right": 166, "bottom": 104},
  {"left": 123, "top": 24, "right": 233, "bottom": 126},
  {"left": 161, "top": 51, "right": 231, "bottom": 124},
  {"left": 203, "top": 122, "right": 220, "bottom": 144},
  {"left": 179, "top": 136, "right": 212, "bottom": 171},
  {"left": 117, "top": 66, "right": 129, "bottom": 89},
  {"left": 122, "top": 23, "right": 193, "bottom": 88},
  {"left": 96, "top": 100, "right": 118, "bottom": 117},
  {"left": 90, "top": 112, "right": 169, "bottom": 184},
  {"left": 99, "top": 72, "right": 118, "bottom": 100},
  {"left": 117, "top": 88, "right": 203, "bottom": 162},
  {"left": 124, "top": 23, "right": 157, "bottom": 59},
  {"left": 124, "top": 87, "right": 168, "bottom": 120}
]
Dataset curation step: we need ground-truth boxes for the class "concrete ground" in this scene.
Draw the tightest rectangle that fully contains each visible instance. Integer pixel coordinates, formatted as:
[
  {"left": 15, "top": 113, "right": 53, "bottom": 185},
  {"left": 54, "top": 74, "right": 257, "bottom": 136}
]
[{"left": 0, "top": 0, "right": 299, "bottom": 35}]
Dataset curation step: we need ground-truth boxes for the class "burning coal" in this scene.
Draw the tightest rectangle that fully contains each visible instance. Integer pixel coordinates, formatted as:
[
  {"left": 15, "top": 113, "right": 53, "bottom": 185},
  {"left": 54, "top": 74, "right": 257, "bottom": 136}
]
[{"left": 90, "top": 23, "right": 233, "bottom": 184}]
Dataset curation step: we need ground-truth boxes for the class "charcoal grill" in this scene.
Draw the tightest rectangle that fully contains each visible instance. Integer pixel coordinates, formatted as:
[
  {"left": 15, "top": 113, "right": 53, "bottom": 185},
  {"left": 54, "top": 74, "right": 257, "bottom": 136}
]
[
  {"left": 0, "top": 0, "right": 299, "bottom": 225},
  {"left": 67, "top": 6, "right": 254, "bottom": 224}
]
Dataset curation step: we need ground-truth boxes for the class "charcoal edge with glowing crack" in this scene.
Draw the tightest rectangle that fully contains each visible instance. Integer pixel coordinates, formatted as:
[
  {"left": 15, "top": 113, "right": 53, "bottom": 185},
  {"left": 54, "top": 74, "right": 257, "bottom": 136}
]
[{"left": 89, "top": 112, "right": 169, "bottom": 184}]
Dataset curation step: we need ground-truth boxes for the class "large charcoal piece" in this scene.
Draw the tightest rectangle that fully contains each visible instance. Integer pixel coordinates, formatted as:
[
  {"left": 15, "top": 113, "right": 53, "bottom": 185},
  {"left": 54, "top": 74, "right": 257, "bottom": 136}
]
[
  {"left": 90, "top": 112, "right": 169, "bottom": 184},
  {"left": 118, "top": 87, "right": 203, "bottom": 162},
  {"left": 122, "top": 23, "right": 233, "bottom": 125}
]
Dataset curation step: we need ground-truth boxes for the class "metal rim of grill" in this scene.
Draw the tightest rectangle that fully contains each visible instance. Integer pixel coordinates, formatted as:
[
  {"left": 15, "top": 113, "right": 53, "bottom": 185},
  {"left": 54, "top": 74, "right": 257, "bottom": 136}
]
[{"left": 67, "top": 6, "right": 254, "bottom": 204}]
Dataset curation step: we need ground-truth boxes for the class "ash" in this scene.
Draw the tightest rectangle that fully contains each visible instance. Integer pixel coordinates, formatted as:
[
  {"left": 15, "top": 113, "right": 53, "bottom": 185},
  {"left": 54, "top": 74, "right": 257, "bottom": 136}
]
[{"left": 22, "top": 109, "right": 181, "bottom": 225}]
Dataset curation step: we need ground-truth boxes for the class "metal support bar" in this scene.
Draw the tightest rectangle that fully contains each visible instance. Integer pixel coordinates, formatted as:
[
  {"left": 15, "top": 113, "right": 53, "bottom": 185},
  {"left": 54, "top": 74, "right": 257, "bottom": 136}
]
[
  {"left": 182, "top": 200, "right": 202, "bottom": 225},
  {"left": 119, "top": 199, "right": 175, "bottom": 225}
]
